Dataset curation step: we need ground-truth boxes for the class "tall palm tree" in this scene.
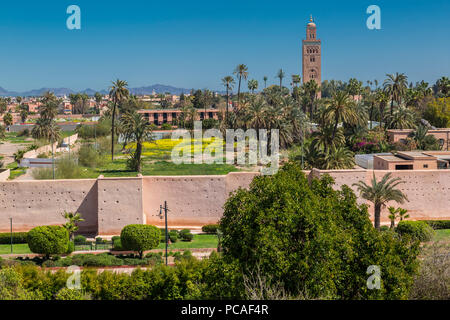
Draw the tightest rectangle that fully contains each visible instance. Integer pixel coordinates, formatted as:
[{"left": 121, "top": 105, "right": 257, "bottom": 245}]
[
  {"left": 222, "top": 76, "right": 235, "bottom": 125},
  {"left": 263, "top": 76, "right": 268, "bottom": 89},
  {"left": 353, "top": 173, "right": 408, "bottom": 230},
  {"left": 383, "top": 73, "right": 408, "bottom": 115},
  {"left": 324, "top": 91, "right": 358, "bottom": 141},
  {"left": 233, "top": 64, "right": 248, "bottom": 107},
  {"left": 292, "top": 74, "right": 301, "bottom": 88},
  {"left": 94, "top": 92, "right": 103, "bottom": 114},
  {"left": 39, "top": 101, "right": 58, "bottom": 120},
  {"left": 109, "top": 79, "right": 129, "bottom": 161},
  {"left": 121, "top": 111, "right": 154, "bottom": 173},
  {"left": 276, "top": 69, "right": 285, "bottom": 91},
  {"left": 387, "top": 105, "right": 415, "bottom": 129},
  {"left": 248, "top": 79, "right": 258, "bottom": 94},
  {"left": 303, "top": 80, "right": 319, "bottom": 120}
]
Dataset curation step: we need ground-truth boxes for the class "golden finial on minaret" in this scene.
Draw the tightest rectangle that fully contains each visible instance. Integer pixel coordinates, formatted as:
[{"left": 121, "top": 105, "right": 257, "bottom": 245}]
[{"left": 310, "top": 15, "right": 313, "bottom": 22}]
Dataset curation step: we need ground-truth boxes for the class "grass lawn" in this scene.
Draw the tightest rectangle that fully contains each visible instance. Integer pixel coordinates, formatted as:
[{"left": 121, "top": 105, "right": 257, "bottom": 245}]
[
  {"left": 6, "top": 162, "right": 28, "bottom": 180},
  {"left": 0, "top": 243, "right": 31, "bottom": 255},
  {"left": 3, "top": 132, "right": 33, "bottom": 144},
  {"left": 0, "top": 234, "right": 218, "bottom": 255},
  {"left": 157, "top": 234, "right": 218, "bottom": 250},
  {"left": 433, "top": 229, "right": 450, "bottom": 242}
]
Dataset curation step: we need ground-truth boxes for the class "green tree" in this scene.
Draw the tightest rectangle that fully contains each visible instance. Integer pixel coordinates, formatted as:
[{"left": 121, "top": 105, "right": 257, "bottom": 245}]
[
  {"left": 3, "top": 112, "right": 13, "bottom": 127},
  {"left": 353, "top": 172, "right": 409, "bottom": 230},
  {"left": 276, "top": 69, "right": 285, "bottom": 91},
  {"left": 61, "top": 211, "right": 85, "bottom": 241},
  {"left": 383, "top": 73, "right": 408, "bottom": 115},
  {"left": 324, "top": 91, "right": 358, "bottom": 142},
  {"left": 233, "top": 64, "right": 248, "bottom": 107},
  {"left": 222, "top": 76, "right": 235, "bottom": 124},
  {"left": 247, "top": 79, "right": 258, "bottom": 94},
  {"left": 263, "top": 76, "right": 268, "bottom": 89},
  {"left": 109, "top": 79, "right": 130, "bottom": 161},
  {"left": 121, "top": 111, "right": 154, "bottom": 172},
  {"left": 121, "top": 224, "right": 160, "bottom": 259},
  {"left": 220, "top": 163, "right": 420, "bottom": 299}
]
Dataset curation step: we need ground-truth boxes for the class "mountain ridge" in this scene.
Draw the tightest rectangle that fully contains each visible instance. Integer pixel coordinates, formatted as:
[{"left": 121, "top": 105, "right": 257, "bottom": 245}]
[{"left": 0, "top": 84, "right": 196, "bottom": 97}]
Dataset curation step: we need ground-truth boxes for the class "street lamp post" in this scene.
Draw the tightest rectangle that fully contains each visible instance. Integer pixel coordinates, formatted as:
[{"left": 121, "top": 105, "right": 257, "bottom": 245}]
[{"left": 158, "top": 201, "right": 169, "bottom": 266}]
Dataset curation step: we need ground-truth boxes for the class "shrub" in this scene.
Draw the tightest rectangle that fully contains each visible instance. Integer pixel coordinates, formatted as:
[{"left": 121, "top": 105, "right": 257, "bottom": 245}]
[
  {"left": 396, "top": 221, "right": 435, "bottom": 242},
  {"left": 169, "top": 230, "right": 178, "bottom": 243},
  {"left": 95, "top": 237, "right": 105, "bottom": 244},
  {"left": 0, "top": 232, "right": 28, "bottom": 244},
  {"left": 179, "top": 229, "right": 193, "bottom": 242},
  {"left": 55, "top": 288, "right": 92, "bottom": 300},
  {"left": 78, "top": 144, "right": 104, "bottom": 168},
  {"left": 120, "top": 225, "right": 160, "bottom": 258},
  {"left": 17, "top": 129, "right": 30, "bottom": 137},
  {"left": 74, "top": 235, "right": 87, "bottom": 245},
  {"left": 67, "top": 241, "right": 75, "bottom": 254},
  {"left": 202, "top": 224, "right": 219, "bottom": 234},
  {"left": 160, "top": 123, "right": 172, "bottom": 130},
  {"left": 112, "top": 236, "right": 123, "bottom": 251},
  {"left": 27, "top": 226, "right": 69, "bottom": 258},
  {"left": 380, "top": 226, "right": 390, "bottom": 232},
  {"left": 220, "top": 162, "right": 421, "bottom": 299},
  {"left": 424, "top": 220, "right": 450, "bottom": 230}
]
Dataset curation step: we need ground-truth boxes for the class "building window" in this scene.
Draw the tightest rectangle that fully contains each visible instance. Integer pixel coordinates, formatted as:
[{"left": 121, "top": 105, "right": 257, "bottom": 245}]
[{"left": 423, "top": 164, "right": 428, "bottom": 168}]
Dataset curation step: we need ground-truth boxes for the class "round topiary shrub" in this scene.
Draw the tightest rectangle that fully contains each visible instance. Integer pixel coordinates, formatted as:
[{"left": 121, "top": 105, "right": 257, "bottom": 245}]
[
  {"left": 74, "top": 235, "right": 87, "bottom": 245},
  {"left": 396, "top": 221, "right": 434, "bottom": 242},
  {"left": 169, "top": 230, "right": 178, "bottom": 243},
  {"left": 120, "top": 224, "right": 160, "bottom": 258},
  {"left": 27, "top": 226, "right": 69, "bottom": 258},
  {"left": 179, "top": 229, "right": 193, "bottom": 242}
]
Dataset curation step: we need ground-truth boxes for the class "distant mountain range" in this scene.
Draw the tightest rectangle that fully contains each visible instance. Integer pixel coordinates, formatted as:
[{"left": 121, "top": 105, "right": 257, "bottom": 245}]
[{"left": 0, "top": 84, "right": 194, "bottom": 97}]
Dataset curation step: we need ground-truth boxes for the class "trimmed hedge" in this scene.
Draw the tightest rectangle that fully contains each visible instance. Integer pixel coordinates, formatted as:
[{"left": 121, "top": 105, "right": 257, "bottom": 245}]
[
  {"left": 202, "top": 224, "right": 219, "bottom": 234},
  {"left": 27, "top": 226, "right": 69, "bottom": 257},
  {"left": 179, "top": 229, "right": 193, "bottom": 242},
  {"left": 0, "top": 232, "right": 28, "bottom": 244},
  {"left": 112, "top": 236, "right": 123, "bottom": 251},
  {"left": 424, "top": 220, "right": 450, "bottom": 230},
  {"left": 120, "top": 225, "right": 160, "bottom": 258},
  {"left": 396, "top": 221, "right": 434, "bottom": 242}
]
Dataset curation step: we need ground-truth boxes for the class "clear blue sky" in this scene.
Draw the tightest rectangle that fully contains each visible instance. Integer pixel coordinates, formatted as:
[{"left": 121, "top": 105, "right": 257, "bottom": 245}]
[{"left": 0, "top": 0, "right": 448, "bottom": 92}]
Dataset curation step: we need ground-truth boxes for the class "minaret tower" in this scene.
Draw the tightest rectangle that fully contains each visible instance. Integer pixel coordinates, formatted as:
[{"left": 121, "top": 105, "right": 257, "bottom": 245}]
[{"left": 302, "top": 15, "right": 322, "bottom": 97}]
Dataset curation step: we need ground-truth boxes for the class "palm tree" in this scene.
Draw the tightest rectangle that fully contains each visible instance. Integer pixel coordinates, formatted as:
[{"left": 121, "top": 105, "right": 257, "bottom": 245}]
[
  {"left": 303, "top": 80, "right": 319, "bottom": 120},
  {"left": 276, "top": 69, "right": 285, "bottom": 91},
  {"left": 3, "top": 112, "right": 13, "bottom": 128},
  {"left": 408, "top": 125, "right": 439, "bottom": 150},
  {"left": 109, "top": 79, "right": 129, "bottom": 161},
  {"left": 292, "top": 74, "right": 301, "bottom": 88},
  {"left": 324, "top": 91, "right": 358, "bottom": 141},
  {"left": 435, "top": 76, "right": 449, "bottom": 97},
  {"left": 383, "top": 73, "right": 408, "bottom": 115},
  {"left": 121, "top": 111, "right": 154, "bottom": 172},
  {"left": 61, "top": 211, "right": 85, "bottom": 241},
  {"left": 263, "top": 76, "right": 268, "bottom": 89},
  {"left": 322, "top": 146, "right": 355, "bottom": 169},
  {"left": 387, "top": 105, "right": 415, "bottom": 129},
  {"left": 233, "top": 64, "right": 248, "bottom": 107},
  {"left": 222, "top": 76, "right": 235, "bottom": 125},
  {"left": 39, "top": 101, "right": 58, "bottom": 120},
  {"left": 94, "top": 92, "right": 103, "bottom": 114},
  {"left": 248, "top": 79, "right": 258, "bottom": 94},
  {"left": 353, "top": 172, "right": 408, "bottom": 230}
]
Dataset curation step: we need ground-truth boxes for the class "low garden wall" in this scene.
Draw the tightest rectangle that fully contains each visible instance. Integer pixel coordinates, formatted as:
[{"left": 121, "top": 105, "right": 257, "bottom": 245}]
[{"left": 0, "top": 169, "right": 10, "bottom": 182}]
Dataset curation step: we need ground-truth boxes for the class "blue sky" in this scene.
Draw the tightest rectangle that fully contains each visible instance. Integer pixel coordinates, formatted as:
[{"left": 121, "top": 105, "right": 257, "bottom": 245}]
[{"left": 0, "top": 0, "right": 448, "bottom": 92}]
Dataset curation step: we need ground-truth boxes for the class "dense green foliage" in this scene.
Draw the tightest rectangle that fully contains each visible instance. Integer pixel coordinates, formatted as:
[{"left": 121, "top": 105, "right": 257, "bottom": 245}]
[
  {"left": 179, "top": 229, "right": 194, "bottom": 242},
  {"left": 424, "top": 220, "right": 450, "bottom": 230},
  {"left": 220, "top": 162, "right": 421, "bottom": 299},
  {"left": 26, "top": 226, "right": 69, "bottom": 257},
  {"left": 120, "top": 225, "right": 160, "bottom": 258},
  {"left": 396, "top": 221, "right": 434, "bottom": 242},
  {"left": 202, "top": 224, "right": 219, "bottom": 234},
  {"left": 0, "top": 232, "right": 28, "bottom": 244}
]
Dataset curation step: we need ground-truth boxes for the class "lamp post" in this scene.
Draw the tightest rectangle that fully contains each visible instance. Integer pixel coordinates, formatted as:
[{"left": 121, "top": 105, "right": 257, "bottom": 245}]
[{"left": 158, "top": 201, "right": 169, "bottom": 266}]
